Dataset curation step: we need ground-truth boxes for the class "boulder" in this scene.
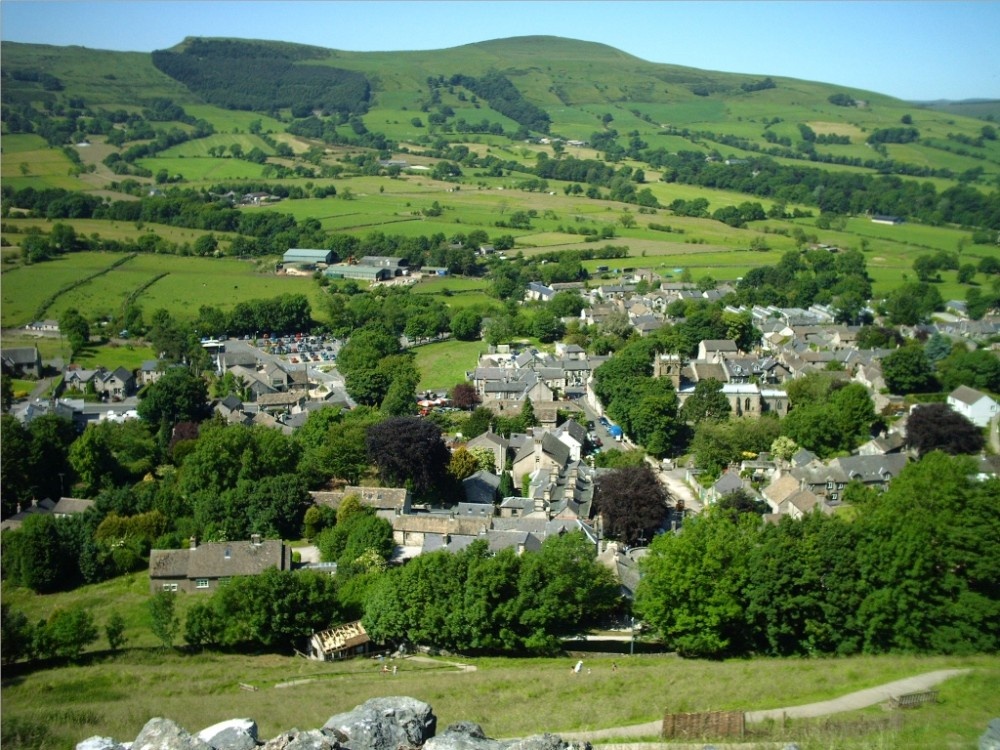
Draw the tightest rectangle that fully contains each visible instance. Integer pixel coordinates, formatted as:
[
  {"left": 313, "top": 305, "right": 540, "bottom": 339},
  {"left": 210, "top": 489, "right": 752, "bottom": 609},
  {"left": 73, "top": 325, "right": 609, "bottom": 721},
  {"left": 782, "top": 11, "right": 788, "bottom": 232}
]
[
  {"left": 980, "top": 718, "right": 1000, "bottom": 750},
  {"left": 77, "top": 737, "right": 127, "bottom": 750},
  {"left": 198, "top": 719, "right": 259, "bottom": 750},
  {"left": 322, "top": 697, "right": 436, "bottom": 750},
  {"left": 133, "top": 718, "right": 213, "bottom": 750},
  {"left": 501, "top": 735, "right": 590, "bottom": 750},
  {"left": 424, "top": 722, "right": 501, "bottom": 750}
]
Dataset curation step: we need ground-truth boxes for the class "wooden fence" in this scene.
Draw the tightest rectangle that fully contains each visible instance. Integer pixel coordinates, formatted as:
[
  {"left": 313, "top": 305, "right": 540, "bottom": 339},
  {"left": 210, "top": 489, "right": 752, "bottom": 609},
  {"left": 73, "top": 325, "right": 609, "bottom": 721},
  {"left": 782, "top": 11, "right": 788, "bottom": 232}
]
[{"left": 661, "top": 710, "right": 744, "bottom": 739}]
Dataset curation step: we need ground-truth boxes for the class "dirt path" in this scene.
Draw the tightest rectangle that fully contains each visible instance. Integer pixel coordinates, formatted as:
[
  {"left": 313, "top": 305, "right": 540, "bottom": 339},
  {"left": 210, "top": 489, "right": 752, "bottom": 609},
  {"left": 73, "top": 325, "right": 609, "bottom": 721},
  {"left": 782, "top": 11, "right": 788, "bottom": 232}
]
[{"left": 560, "top": 668, "right": 971, "bottom": 742}]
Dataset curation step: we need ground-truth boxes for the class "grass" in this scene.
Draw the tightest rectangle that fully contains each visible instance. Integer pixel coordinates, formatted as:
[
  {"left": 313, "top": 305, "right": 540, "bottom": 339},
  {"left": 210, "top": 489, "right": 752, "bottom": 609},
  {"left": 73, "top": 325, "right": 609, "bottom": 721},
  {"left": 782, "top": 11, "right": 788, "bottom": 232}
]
[
  {"left": 0, "top": 252, "right": 332, "bottom": 328},
  {"left": 0, "top": 606, "right": 996, "bottom": 750},
  {"left": 413, "top": 338, "right": 491, "bottom": 391}
]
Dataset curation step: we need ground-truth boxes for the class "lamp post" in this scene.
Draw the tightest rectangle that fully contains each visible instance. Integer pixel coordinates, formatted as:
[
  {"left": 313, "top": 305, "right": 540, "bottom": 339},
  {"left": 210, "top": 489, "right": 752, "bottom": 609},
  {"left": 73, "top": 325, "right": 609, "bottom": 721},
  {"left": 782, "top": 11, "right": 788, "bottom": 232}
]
[{"left": 630, "top": 616, "right": 636, "bottom": 657}]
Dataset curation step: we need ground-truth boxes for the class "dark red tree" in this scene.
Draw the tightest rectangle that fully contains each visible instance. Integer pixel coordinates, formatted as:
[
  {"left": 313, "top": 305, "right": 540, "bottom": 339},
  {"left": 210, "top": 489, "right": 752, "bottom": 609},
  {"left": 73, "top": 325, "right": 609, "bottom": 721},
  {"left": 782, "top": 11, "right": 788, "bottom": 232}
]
[
  {"left": 594, "top": 464, "right": 672, "bottom": 546},
  {"left": 450, "top": 383, "right": 481, "bottom": 410},
  {"left": 365, "top": 416, "right": 450, "bottom": 494},
  {"left": 906, "top": 403, "right": 985, "bottom": 456}
]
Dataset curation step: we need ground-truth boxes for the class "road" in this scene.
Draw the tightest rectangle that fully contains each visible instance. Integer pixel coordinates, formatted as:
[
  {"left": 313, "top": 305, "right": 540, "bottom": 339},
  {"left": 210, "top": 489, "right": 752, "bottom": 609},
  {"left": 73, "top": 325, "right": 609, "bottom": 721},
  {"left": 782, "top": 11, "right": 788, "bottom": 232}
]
[{"left": 573, "top": 398, "right": 700, "bottom": 514}]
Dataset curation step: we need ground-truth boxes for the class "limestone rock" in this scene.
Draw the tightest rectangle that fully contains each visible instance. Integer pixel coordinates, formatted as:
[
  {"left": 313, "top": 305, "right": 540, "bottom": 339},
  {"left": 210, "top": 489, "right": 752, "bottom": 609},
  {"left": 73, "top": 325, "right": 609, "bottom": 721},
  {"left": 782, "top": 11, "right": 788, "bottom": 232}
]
[
  {"left": 424, "top": 721, "right": 501, "bottom": 750},
  {"left": 133, "top": 718, "right": 213, "bottom": 750},
  {"left": 980, "top": 718, "right": 1000, "bottom": 750},
  {"left": 501, "top": 734, "right": 590, "bottom": 750},
  {"left": 198, "top": 719, "right": 259, "bottom": 750},
  {"left": 322, "top": 697, "right": 436, "bottom": 750},
  {"left": 77, "top": 736, "right": 127, "bottom": 750}
]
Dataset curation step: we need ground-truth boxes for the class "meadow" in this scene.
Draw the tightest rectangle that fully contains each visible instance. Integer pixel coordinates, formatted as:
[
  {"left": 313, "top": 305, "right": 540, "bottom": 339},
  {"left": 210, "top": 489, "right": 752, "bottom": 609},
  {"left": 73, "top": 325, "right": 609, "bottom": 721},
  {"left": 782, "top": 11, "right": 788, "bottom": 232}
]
[
  {"left": 413, "top": 337, "right": 492, "bottom": 391},
  {"left": 0, "top": 252, "right": 328, "bottom": 330},
  {"left": 1, "top": 568, "right": 996, "bottom": 750}
]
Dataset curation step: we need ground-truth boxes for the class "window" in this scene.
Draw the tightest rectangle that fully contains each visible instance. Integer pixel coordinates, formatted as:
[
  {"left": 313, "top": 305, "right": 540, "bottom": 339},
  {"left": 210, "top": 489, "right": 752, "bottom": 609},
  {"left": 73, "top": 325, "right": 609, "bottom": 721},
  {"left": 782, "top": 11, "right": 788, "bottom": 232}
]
[
  {"left": 224, "top": 546, "right": 232, "bottom": 559},
  {"left": 196, "top": 579, "right": 210, "bottom": 589},
  {"left": 830, "top": 493, "right": 839, "bottom": 501},
  {"left": 219, "top": 577, "right": 231, "bottom": 587},
  {"left": 827, "top": 481, "right": 834, "bottom": 489},
  {"left": 162, "top": 583, "right": 178, "bottom": 591}
]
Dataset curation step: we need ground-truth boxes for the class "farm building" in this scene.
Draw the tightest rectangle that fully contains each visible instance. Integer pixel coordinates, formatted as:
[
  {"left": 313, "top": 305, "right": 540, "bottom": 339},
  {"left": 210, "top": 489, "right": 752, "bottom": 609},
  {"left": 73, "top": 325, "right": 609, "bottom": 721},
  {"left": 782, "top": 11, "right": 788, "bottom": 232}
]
[
  {"left": 358, "top": 256, "right": 409, "bottom": 275},
  {"left": 422, "top": 266, "right": 449, "bottom": 276},
  {"left": 871, "top": 215, "right": 904, "bottom": 225},
  {"left": 283, "top": 248, "right": 333, "bottom": 265},
  {"left": 324, "top": 264, "right": 392, "bottom": 282},
  {"left": 308, "top": 620, "right": 373, "bottom": 661}
]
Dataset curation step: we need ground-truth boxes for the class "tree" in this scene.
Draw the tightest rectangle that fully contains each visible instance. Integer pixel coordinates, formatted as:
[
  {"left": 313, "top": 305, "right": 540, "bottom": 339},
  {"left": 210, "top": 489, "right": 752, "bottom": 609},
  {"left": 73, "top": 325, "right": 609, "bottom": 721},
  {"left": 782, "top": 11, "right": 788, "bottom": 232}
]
[
  {"left": 594, "top": 465, "right": 670, "bottom": 546},
  {"left": 105, "top": 611, "right": 128, "bottom": 653},
  {"left": 1, "top": 374, "right": 13, "bottom": 413},
  {"left": 39, "top": 607, "right": 98, "bottom": 660},
  {"left": 519, "top": 397, "right": 538, "bottom": 429},
  {"left": 679, "top": 378, "right": 731, "bottom": 424},
  {"left": 882, "top": 345, "right": 936, "bottom": 394},
  {"left": 935, "top": 348, "right": 1000, "bottom": 393},
  {"left": 137, "top": 367, "right": 210, "bottom": 430},
  {"left": 148, "top": 591, "right": 179, "bottom": 649},
  {"left": 450, "top": 382, "right": 481, "bottom": 410},
  {"left": 448, "top": 446, "right": 479, "bottom": 481},
  {"left": 530, "top": 308, "right": 565, "bottom": 343},
  {"left": 1, "top": 604, "right": 34, "bottom": 664},
  {"left": 184, "top": 569, "right": 338, "bottom": 650},
  {"left": 635, "top": 509, "right": 758, "bottom": 657},
  {"left": 716, "top": 488, "right": 768, "bottom": 516},
  {"left": 1, "top": 414, "right": 33, "bottom": 516},
  {"left": 462, "top": 406, "right": 494, "bottom": 439},
  {"left": 856, "top": 453, "right": 1000, "bottom": 654},
  {"left": 59, "top": 308, "right": 90, "bottom": 355},
  {"left": 69, "top": 419, "right": 157, "bottom": 495},
  {"left": 366, "top": 416, "right": 450, "bottom": 494},
  {"left": 906, "top": 404, "right": 985, "bottom": 456},
  {"left": 746, "top": 512, "right": 865, "bottom": 656},
  {"left": 450, "top": 309, "right": 483, "bottom": 341}
]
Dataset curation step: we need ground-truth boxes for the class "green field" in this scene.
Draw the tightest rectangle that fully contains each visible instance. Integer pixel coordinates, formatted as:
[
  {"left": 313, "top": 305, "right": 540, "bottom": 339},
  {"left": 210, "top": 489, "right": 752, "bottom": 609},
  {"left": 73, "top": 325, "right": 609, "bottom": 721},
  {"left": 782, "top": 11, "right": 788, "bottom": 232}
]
[
  {"left": 0, "top": 252, "right": 331, "bottom": 329},
  {"left": 136, "top": 156, "right": 268, "bottom": 181},
  {"left": 413, "top": 338, "right": 491, "bottom": 391}
]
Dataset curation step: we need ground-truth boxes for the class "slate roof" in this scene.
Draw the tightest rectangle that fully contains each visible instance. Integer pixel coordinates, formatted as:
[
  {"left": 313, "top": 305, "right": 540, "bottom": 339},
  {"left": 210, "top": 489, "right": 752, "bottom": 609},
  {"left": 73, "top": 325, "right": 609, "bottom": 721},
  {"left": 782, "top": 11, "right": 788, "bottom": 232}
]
[
  {"left": 949, "top": 385, "right": 992, "bottom": 406},
  {"left": 462, "top": 470, "right": 501, "bottom": 505},
  {"left": 149, "top": 538, "right": 290, "bottom": 581}
]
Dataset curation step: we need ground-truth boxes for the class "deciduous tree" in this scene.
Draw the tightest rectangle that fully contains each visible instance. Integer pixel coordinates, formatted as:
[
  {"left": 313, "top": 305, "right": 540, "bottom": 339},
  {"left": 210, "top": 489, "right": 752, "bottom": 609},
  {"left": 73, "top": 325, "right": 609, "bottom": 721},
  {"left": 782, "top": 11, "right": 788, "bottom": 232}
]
[
  {"left": 594, "top": 465, "right": 670, "bottom": 545},
  {"left": 366, "top": 416, "right": 450, "bottom": 494},
  {"left": 906, "top": 404, "right": 985, "bottom": 456}
]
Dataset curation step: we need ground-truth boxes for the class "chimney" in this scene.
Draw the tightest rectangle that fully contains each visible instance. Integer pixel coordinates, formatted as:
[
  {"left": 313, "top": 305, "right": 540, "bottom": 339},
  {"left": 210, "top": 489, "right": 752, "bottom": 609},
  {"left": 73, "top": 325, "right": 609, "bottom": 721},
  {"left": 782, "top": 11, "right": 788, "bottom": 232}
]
[
  {"left": 251, "top": 533, "right": 262, "bottom": 546},
  {"left": 189, "top": 536, "right": 197, "bottom": 550}
]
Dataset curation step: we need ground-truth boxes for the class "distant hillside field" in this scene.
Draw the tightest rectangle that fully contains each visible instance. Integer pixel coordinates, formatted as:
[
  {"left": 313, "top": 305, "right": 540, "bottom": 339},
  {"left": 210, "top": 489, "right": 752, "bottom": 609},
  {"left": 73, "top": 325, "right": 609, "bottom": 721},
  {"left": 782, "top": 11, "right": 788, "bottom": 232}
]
[{"left": 1, "top": 35, "right": 998, "bottom": 339}]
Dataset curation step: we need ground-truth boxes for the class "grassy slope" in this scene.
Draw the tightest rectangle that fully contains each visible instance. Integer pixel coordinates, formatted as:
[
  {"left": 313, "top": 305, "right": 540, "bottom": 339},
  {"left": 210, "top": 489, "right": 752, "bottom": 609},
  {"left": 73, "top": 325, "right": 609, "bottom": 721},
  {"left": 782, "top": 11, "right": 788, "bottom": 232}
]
[{"left": 4, "top": 576, "right": 998, "bottom": 747}]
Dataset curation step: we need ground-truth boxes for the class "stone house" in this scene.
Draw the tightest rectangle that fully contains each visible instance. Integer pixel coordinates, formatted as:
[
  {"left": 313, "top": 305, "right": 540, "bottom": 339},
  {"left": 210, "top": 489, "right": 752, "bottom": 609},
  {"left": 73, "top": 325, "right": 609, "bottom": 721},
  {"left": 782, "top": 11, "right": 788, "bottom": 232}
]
[{"left": 148, "top": 535, "right": 292, "bottom": 593}]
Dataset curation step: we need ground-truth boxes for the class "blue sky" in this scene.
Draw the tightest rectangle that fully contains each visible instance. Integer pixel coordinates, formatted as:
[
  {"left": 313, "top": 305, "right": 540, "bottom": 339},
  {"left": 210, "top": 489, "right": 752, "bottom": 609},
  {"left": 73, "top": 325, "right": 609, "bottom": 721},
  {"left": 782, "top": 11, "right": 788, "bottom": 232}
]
[{"left": 2, "top": 1, "right": 998, "bottom": 101}]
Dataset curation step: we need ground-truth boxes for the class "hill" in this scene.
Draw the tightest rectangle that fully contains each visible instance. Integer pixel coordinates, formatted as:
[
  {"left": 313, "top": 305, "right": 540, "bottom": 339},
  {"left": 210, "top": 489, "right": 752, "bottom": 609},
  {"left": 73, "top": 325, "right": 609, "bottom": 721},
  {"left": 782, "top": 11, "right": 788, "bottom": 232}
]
[{"left": 2, "top": 35, "right": 998, "bottom": 332}]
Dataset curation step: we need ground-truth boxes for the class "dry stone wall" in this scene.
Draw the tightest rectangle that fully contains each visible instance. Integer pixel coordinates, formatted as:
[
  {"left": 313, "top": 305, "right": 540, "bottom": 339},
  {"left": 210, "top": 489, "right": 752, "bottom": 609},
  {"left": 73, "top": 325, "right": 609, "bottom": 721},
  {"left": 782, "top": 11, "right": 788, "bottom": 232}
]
[{"left": 77, "top": 697, "right": 591, "bottom": 750}]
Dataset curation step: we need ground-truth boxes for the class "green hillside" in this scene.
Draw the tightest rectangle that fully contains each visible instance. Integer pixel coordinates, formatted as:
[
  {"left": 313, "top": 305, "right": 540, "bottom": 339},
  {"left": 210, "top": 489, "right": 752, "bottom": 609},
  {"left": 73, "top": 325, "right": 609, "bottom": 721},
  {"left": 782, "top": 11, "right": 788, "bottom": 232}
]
[{"left": 2, "top": 35, "right": 998, "bottom": 333}]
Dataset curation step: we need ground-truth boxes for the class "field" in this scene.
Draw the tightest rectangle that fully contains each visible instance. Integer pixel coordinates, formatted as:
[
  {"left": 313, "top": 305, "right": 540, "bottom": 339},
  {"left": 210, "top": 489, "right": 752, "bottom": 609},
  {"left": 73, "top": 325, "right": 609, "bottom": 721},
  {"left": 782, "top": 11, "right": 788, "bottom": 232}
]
[
  {"left": 413, "top": 338, "right": 491, "bottom": 391},
  {"left": 0, "top": 571, "right": 996, "bottom": 750},
  {"left": 0, "top": 252, "right": 330, "bottom": 329},
  {"left": 4, "top": 574, "right": 999, "bottom": 748}
]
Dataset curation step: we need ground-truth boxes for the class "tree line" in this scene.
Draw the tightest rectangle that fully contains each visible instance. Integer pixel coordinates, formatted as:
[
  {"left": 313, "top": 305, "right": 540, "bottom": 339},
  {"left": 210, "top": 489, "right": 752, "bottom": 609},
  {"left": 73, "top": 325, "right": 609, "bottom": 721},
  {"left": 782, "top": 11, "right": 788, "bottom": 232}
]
[{"left": 635, "top": 452, "right": 999, "bottom": 658}]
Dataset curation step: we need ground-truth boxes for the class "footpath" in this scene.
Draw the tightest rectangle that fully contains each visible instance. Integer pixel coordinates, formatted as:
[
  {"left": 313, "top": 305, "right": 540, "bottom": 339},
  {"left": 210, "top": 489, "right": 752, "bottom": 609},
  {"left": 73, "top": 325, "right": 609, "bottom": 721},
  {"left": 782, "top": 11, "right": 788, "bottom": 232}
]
[{"left": 560, "top": 668, "right": 971, "bottom": 742}]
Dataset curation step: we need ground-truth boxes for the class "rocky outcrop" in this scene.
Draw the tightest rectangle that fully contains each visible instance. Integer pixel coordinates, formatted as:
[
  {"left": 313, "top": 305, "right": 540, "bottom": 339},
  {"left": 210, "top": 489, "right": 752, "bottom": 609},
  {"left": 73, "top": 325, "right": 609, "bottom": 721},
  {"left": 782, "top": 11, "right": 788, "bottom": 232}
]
[
  {"left": 77, "top": 698, "right": 591, "bottom": 750},
  {"left": 981, "top": 718, "right": 1000, "bottom": 750}
]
